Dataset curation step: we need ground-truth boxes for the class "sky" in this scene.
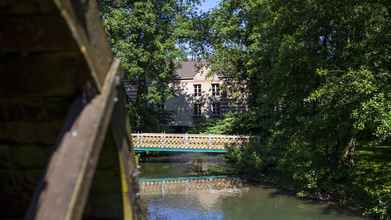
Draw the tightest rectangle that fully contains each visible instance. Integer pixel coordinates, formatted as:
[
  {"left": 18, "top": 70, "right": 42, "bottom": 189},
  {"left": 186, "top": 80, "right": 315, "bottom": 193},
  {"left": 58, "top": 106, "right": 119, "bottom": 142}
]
[{"left": 199, "top": 0, "right": 220, "bottom": 12}]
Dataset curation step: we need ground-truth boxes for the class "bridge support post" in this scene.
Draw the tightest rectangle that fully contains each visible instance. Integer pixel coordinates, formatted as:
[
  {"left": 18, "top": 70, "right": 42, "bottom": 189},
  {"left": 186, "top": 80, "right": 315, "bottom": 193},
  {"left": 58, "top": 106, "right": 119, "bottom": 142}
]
[{"left": 184, "top": 133, "right": 189, "bottom": 146}]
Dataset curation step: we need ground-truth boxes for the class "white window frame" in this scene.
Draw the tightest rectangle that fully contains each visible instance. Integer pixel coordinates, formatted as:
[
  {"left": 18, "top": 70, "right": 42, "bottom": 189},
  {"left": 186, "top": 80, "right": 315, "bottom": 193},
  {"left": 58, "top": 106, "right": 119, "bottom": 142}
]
[
  {"left": 193, "top": 84, "right": 201, "bottom": 96},
  {"left": 212, "top": 83, "right": 220, "bottom": 96}
]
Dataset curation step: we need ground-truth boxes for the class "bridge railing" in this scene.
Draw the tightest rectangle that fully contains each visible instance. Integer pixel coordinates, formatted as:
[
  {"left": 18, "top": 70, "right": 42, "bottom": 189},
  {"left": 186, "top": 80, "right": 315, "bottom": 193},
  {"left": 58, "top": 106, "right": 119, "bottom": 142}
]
[{"left": 131, "top": 133, "right": 253, "bottom": 151}]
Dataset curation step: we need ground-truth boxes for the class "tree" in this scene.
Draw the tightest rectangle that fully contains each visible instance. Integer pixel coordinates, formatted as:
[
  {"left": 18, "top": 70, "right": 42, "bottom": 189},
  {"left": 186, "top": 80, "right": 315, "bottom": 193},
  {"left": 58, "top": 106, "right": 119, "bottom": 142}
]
[
  {"left": 99, "top": 0, "right": 200, "bottom": 131},
  {"left": 203, "top": 0, "right": 391, "bottom": 217},
  {"left": 207, "top": 0, "right": 391, "bottom": 163}
]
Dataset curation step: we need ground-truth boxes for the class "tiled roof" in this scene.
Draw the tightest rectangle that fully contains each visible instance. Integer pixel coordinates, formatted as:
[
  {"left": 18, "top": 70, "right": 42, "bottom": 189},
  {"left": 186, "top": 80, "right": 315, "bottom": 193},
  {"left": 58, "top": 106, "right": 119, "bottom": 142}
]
[{"left": 175, "top": 61, "right": 208, "bottom": 79}]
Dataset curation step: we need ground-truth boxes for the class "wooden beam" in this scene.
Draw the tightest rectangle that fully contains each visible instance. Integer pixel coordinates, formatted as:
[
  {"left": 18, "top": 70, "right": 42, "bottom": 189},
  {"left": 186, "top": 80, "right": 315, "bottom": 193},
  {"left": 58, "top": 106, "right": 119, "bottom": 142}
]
[
  {"left": 110, "top": 76, "right": 140, "bottom": 220},
  {"left": 82, "top": 131, "right": 123, "bottom": 219},
  {"left": 0, "top": 0, "right": 57, "bottom": 15},
  {"left": 26, "top": 59, "right": 121, "bottom": 220},
  {"left": 0, "top": 15, "right": 78, "bottom": 52},
  {"left": 83, "top": 81, "right": 139, "bottom": 219},
  {"left": 53, "top": 0, "right": 113, "bottom": 89},
  {"left": 0, "top": 0, "right": 113, "bottom": 90},
  {"left": 0, "top": 52, "right": 89, "bottom": 97}
]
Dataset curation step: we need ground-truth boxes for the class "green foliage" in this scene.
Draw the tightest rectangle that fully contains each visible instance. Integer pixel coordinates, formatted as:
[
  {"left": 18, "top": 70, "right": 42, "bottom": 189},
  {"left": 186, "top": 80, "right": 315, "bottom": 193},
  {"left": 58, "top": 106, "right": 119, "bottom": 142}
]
[
  {"left": 99, "top": 0, "right": 199, "bottom": 131},
  {"left": 189, "top": 112, "right": 259, "bottom": 134},
  {"left": 225, "top": 144, "right": 265, "bottom": 177},
  {"left": 195, "top": 0, "right": 391, "bottom": 218},
  {"left": 99, "top": 0, "right": 390, "bottom": 217},
  {"left": 353, "top": 146, "right": 391, "bottom": 218}
]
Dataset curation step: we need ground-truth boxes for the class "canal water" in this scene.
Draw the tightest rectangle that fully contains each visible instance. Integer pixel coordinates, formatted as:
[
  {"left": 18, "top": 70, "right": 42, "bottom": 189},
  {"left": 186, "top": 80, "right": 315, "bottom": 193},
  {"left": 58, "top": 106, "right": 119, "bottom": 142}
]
[{"left": 138, "top": 154, "right": 367, "bottom": 220}]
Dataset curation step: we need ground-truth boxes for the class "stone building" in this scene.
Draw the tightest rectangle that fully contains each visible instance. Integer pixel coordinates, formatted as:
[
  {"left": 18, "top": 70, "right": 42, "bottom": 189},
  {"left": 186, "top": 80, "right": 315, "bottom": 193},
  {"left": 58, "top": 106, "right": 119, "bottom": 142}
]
[{"left": 165, "top": 61, "right": 247, "bottom": 132}]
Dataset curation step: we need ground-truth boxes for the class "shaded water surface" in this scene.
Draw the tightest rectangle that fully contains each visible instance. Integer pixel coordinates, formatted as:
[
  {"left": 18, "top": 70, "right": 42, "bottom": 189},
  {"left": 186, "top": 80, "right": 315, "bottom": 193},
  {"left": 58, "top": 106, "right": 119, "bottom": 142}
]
[{"left": 139, "top": 154, "right": 366, "bottom": 220}]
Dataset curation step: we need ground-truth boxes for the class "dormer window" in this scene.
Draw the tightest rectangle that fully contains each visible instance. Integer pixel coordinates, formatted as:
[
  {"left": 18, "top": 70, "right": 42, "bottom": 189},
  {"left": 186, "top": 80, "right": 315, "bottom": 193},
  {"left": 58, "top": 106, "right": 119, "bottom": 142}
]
[
  {"left": 212, "top": 83, "right": 220, "bottom": 96},
  {"left": 194, "top": 84, "right": 201, "bottom": 96}
]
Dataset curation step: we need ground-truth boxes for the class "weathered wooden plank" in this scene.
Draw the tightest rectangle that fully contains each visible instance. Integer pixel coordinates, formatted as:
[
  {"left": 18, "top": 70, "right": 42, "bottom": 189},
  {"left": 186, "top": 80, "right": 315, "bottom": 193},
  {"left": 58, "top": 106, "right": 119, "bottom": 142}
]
[
  {"left": 110, "top": 75, "right": 140, "bottom": 220},
  {"left": 26, "top": 59, "right": 121, "bottom": 220},
  {"left": 0, "top": 97, "right": 73, "bottom": 144},
  {"left": 0, "top": 144, "right": 51, "bottom": 218},
  {"left": 0, "top": 121, "right": 64, "bottom": 145},
  {"left": 0, "top": 97, "right": 71, "bottom": 122},
  {"left": 0, "top": 0, "right": 57, "bottom": 15},
  {"left": 0, "top": 169, "right": 46, "bottom": 218},
  {"left": 0, "top": 0, "right": 114, "bottom": 90},
  {"left": 54, "top": 0, "right": 114, "bottom": 89},
  {"left": 82, "top": 132, "right": 123, "bottom": 219},
  {"left": 0, "top": 52, "right": 89, "bottom": 97},
  {"left": 69, "top": 0, "right": 114, "bottom": 83},
  {"left": 0, "top": 15, "right": 78, "bottom": 51},
  {"left": 6, "top": 144, "right": 51, "bottom": 169},
  {"left": 0, "top": 143, "right": 52, "bottom": 218}
]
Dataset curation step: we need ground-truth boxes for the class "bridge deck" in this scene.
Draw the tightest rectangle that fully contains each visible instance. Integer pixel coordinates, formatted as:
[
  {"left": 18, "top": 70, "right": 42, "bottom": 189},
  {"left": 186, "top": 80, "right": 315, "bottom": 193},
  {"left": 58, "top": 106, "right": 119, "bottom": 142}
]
[{"left": 132, "top": 133, "right": 254, "bottom": 153}]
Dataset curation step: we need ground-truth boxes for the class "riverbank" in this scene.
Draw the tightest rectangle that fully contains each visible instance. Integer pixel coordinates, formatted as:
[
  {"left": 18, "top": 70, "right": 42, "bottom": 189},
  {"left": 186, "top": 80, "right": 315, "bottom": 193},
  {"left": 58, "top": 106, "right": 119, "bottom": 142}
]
[{"left": 225, "top": 145, "right": 391, "bottom": 219}]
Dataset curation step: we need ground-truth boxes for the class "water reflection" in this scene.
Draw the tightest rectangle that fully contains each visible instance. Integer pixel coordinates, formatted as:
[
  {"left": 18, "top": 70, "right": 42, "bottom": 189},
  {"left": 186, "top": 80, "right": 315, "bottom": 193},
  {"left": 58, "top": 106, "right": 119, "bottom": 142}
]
[
  {"left": 140, "top": 176, "right": 241, "bottom": 220},
  {"left": 139, "top": 159, "right": 366, "bottom": 220},
  {"left": 140, "top": 176, "right": 244, "bottom": 195}
]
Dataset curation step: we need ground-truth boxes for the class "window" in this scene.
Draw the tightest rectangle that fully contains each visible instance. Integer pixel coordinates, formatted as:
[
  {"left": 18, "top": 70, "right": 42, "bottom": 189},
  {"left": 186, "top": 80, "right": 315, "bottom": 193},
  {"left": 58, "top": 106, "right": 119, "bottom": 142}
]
[
  {"left": 212, "top": 84, "right": 220, "bottom": 96},
  {"left": 193, "top": 103, "right": 202, "bottom": 118},
  {"left": 194, "top": 84, "right": 201, "bottom": 96},
  {"left": 211, "top": 102, "right": 221, "bottom": 117}
]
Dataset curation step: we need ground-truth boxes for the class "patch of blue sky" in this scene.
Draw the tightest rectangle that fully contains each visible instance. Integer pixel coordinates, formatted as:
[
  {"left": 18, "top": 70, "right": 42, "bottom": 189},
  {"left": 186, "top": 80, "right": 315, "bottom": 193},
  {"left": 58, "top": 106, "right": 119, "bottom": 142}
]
[
  {"left": 176, "top": 0, "right": 219, "bottom": 58},
  {"left": 199, "top": 0, "right": 220, "bottom": 13}
]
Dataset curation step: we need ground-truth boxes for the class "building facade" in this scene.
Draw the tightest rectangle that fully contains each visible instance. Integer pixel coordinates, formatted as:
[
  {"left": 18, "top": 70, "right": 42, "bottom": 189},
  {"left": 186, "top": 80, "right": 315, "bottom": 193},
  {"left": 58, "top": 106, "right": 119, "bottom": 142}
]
[{"left": 165, "top": 61, "right": 247, "bottom": 131}]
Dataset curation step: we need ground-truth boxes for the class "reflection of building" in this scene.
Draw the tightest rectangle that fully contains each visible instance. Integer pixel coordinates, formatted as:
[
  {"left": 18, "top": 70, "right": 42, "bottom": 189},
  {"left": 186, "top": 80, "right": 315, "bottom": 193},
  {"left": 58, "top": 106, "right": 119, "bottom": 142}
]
[{"left": 165, "top": 61, "right": 247, "bottom": 131}]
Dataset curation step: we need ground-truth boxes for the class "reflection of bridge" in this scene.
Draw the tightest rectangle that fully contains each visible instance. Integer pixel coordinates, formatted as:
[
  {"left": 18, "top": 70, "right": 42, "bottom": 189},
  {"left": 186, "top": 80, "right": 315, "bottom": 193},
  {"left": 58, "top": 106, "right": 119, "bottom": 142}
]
[
  {"left": 139, "top": 176, "right": 243, "bottom": 195},
  {"left": 132, "top": 133, "right": 253, "bottom": 153}
]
